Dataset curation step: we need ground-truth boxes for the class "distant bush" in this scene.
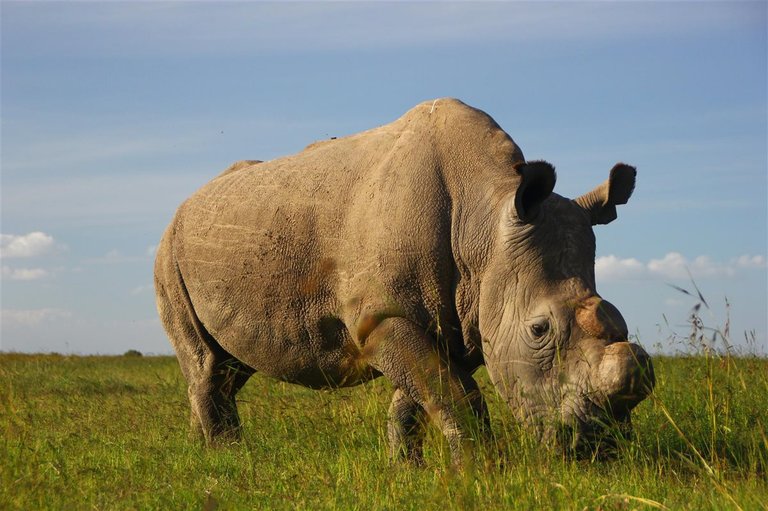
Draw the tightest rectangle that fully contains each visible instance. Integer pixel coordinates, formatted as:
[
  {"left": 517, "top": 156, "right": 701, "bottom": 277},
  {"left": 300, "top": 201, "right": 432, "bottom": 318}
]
[{"left": 123, "top": 349, "right": 143, "bottom": 357}]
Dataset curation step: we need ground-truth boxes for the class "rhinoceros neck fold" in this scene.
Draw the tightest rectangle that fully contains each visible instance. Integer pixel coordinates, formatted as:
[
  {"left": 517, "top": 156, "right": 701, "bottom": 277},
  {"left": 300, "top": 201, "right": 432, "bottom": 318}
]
[{"left": 410, "top": 101, "right": 528, "bottom": 356}]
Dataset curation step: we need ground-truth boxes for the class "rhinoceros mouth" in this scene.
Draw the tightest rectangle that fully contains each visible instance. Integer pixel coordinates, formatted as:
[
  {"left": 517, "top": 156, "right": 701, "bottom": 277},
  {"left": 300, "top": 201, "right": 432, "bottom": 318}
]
[
  {"left": 518, "top": 399, "right": 632, "bottom": 459},
  {"left": 555, "top": 398, "right": 634, "bottom": 460},
  {"left": 554, "top": 416, "right": 632, "bottom": 460},
  {"left": 507, "top": 384, "right": 637, "bottom": 459}
]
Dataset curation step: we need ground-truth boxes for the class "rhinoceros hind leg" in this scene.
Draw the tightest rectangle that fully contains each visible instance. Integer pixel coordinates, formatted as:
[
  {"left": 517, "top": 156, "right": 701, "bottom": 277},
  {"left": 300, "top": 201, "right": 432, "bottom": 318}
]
[
  {"left": 155, "top": 243, "right": 255, "bottom": 445},
  {"left": 187, "top": 357, "right": 254, "bottom": 444}
]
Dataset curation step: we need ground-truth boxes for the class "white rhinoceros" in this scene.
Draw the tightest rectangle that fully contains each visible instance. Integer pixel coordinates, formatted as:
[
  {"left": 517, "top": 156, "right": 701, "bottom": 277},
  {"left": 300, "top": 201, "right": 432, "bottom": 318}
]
[{"left": 154, "top": 98, "right": 654, "bottom": 465}]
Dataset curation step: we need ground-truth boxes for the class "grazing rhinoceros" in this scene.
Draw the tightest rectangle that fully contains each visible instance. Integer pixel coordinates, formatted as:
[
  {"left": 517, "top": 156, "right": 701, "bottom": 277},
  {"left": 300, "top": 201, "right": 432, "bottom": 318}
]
[{"left": 154, "top": 98, "right": 654, "bottom": 465}]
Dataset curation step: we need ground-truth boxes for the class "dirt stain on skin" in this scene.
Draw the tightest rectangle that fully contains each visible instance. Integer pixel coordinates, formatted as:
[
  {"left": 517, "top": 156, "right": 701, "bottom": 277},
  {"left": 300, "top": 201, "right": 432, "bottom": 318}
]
[{"left": 299, "top": 257, "right": 337, "bottom": 295}]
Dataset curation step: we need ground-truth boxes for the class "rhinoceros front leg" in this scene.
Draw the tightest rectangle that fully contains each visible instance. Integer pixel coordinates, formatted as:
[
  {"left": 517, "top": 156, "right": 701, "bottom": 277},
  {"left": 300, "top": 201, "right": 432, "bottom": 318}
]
[
  {"left": 366, "top": 317, "right": 490, "bottom": 466},
  {"left": 387, "top": 388, "right": 427, "bottom": 465}
]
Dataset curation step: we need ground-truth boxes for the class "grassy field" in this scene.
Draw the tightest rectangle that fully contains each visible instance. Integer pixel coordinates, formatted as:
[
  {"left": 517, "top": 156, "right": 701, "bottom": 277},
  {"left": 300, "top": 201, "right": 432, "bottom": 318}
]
[{"left": 1, "top": 350, "right": 766, "bottom": 510}]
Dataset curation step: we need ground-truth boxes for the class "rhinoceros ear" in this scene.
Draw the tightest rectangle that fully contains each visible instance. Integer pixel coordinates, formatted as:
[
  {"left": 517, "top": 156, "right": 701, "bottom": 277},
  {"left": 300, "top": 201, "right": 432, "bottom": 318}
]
[
  {"left": 513, "top": 160, "right": 556, "bottom": 223},
  {"left": 574, "top": 163, "right": 636, "bottom": 225}
]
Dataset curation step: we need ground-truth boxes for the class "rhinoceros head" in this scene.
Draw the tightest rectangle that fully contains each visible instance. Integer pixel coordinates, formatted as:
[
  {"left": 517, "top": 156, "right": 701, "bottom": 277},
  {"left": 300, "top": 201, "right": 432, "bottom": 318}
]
[{"left": 478, "top": 161, "right": 654, "bottom": 454}]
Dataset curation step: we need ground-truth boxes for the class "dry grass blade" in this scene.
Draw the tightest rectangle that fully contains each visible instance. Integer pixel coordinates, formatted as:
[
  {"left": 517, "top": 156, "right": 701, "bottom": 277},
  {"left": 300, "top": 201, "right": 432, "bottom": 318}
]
[
  {"left": 686, "top": 268, "right": 710, "bottom": 310},
  {"left": 594, "top": 493, "right": 670, "bottom": 510}
]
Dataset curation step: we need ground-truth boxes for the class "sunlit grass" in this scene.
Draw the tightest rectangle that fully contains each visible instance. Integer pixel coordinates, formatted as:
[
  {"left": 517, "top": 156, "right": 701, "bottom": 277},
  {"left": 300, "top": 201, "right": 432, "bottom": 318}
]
[{"left": 1, "top": 341, "right": 766, "bottom": 510}]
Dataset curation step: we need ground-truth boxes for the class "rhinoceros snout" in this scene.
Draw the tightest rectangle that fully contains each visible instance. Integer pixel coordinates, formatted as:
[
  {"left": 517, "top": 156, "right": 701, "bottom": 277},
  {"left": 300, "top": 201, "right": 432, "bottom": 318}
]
[{"left": 593, "top": 341, "right": 655, "bottom": 415}]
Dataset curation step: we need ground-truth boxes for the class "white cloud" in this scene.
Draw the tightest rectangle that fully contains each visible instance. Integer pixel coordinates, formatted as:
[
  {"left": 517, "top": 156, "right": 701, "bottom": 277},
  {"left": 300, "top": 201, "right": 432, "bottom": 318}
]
[
  {"left": 1, "top": 308, "right": 72, "bottom": 326},
  {"left": 1, "top": 265, "right": 49, "bottom": 281},
  {"left": 596, "top": 252, "right": 767, "bottom": 282},
  {"left": 734, "top": 254, "right": 767, "bottom": 269},
  {"left": 647, "top": 252, "right": 695, "bottom": 279},
  {"left": 0, "top": 232, "right": 55, "bottom": 258},
  {"left": 595, "top": 255, "right": 647, "bottom": 280}
]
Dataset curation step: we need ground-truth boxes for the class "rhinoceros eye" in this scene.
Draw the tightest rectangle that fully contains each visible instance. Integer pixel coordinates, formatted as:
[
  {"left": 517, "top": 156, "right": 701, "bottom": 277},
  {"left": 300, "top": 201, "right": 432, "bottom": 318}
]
[{"left": 530, "top": 319, "right": 550, "bottom": 338}]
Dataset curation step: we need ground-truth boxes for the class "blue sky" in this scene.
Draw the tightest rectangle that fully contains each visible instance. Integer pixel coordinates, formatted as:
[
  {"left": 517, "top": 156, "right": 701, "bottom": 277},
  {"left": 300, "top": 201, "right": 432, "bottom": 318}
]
[{"left": 1, "top": 1, "right": 766, "bottom": 355}]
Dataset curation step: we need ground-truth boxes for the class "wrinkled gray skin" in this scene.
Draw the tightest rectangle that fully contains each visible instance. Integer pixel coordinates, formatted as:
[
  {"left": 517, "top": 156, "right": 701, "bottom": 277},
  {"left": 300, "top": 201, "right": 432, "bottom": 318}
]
[{"left": 154, "top": 98, "right": 654, "bottom": 465}]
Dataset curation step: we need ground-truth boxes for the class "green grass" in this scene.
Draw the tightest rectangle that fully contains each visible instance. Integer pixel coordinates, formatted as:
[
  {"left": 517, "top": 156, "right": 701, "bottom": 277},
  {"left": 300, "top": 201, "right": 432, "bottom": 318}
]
[{"left": 1, "top": 350, "right": 766, "bottom": 510}]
